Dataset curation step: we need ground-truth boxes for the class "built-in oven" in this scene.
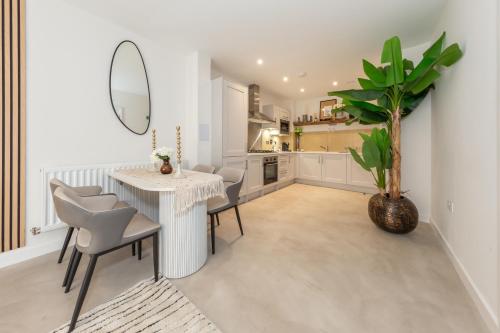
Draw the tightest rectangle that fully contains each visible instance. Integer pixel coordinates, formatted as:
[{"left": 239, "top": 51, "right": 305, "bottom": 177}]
[
  {"left": 263, "top": 155, "right": 278, "bottom": 185},
  {"left": 280, "top": 119, "right": 290, "bottom": 135}
]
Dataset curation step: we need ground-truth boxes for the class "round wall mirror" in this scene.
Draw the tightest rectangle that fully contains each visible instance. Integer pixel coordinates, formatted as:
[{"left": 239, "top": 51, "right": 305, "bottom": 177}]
[{"left": 109, "top": 40, "right": 151, "bottom": 135}]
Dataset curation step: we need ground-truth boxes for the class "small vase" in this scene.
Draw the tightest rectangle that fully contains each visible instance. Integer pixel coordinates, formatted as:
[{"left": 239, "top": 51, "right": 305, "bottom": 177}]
[{"left": 160, "top": 160, "right": 173, "bottom": 174}]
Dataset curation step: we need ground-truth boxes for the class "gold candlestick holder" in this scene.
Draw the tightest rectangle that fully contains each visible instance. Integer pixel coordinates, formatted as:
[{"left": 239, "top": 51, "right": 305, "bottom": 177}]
[
  {"left": 174, "top": 125, "right": 185, "bottom": 178},
  {"left": 150, "top": 129, "right": 161, "bottom": 171}
]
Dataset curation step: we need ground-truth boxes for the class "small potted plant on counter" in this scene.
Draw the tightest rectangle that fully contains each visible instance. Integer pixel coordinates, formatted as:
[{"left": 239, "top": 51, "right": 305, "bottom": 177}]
[
  {"left": 294, "top": 127, "right": 303, "bottom": 151},
  {"left": 329, "top": 32, "right": 462, "bottom": 233}
]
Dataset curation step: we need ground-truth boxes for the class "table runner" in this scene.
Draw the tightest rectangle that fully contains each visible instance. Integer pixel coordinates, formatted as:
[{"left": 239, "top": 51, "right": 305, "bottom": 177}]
[{"left": 112, "top": 169, "right": 226, "bottom": 213}]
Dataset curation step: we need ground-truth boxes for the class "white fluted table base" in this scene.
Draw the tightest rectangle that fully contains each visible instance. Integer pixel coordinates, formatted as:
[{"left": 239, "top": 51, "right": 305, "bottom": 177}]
[{"left": 158, "top": 192, "right": 207, "bottom": 278}]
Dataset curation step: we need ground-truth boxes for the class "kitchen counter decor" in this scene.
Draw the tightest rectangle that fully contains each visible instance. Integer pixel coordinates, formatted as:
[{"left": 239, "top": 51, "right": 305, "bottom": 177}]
[{"left": 329, "top": 32, "right": 462, "bottom": 234}]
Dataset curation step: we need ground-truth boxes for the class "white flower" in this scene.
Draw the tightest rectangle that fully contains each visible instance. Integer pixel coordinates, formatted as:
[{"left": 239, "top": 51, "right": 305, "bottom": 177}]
[{"left": 155, "top": 146, "right": 174, "bottom": 160}]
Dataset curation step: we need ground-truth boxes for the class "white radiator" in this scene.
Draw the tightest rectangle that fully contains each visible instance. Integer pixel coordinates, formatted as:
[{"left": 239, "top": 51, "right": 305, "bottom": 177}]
[{"left": 41, "top": 162, "right": 159, "bottom": 232}]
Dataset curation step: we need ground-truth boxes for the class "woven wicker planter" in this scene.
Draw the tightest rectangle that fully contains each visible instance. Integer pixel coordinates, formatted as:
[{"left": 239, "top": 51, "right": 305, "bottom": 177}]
[{"left": 368, "top": 194, "right": 418, "bottom": 234}]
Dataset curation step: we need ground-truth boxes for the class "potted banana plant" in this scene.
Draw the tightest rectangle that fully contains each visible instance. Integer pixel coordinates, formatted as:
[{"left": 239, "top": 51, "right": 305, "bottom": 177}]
[{"left": 329, "top": 32, "right": 462, "bottom": 233}]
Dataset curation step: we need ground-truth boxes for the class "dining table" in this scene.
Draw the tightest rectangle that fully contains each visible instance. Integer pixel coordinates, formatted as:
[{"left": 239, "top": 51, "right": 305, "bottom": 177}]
[{"left": 110, "top": 168, "right": 225, "bottom": 278}]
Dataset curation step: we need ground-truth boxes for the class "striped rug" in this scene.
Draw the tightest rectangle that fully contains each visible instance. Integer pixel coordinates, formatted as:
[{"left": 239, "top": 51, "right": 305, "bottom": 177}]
[{"left": 51, "top": 277, "right": 221, "bottom": 333}]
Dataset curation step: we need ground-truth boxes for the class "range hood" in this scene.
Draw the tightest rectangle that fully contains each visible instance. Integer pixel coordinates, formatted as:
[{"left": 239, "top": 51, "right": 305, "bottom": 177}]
[{"left": 248, "top": 84, "right": 275, "bottom": 124}]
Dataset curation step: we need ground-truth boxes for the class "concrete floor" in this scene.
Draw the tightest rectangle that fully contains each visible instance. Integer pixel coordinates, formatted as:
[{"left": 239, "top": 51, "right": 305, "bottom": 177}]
[{"left": 0, "top": 184, "right": 488, "bottom": 333}]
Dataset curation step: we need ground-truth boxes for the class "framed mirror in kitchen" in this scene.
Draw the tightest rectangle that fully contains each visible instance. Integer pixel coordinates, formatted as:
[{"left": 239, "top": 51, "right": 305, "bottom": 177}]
[{"left": 109, "top": 40, "right": 151, "bottom": 135}]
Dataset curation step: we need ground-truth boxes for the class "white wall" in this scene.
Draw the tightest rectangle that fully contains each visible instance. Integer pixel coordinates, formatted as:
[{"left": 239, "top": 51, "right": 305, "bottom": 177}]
[
  {"left": 0, "top": 0, "right": 190, "bottom": 267},
  {"left": 430, "top": 0, "right": 498, "bottom": 330},
  {"left": 185, "top": 51, "right": 212, "bottom": 168}
]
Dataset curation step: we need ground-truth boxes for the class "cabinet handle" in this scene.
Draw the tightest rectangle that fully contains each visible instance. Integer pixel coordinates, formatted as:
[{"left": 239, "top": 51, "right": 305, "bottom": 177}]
[{"left": 318, "top": 155, "right": 321, "bottom": 164}]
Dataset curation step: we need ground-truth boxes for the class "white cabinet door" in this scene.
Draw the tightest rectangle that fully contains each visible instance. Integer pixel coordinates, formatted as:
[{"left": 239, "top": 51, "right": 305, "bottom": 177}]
[
  {"left": 322, "top": 154, "right": 347, "bottom": 184},
  {"left": 298, "top": 154, "right": 322, "bottom": 181},
  {"left": 222, "top": 81, "right": 248, "bottom": 157},
  {"left": 247, "top": 157, "right": 263, "bottom": 193},
  {"left": 347, "top": 155, "right": 374, "bottom": 188},
  {"left": 223, "top": 156, "right": 248, "bottom": 195},
  {"left": 288, "top": 154, "right": 295, "bottom": 180},
  {"left": 278, "top": 155, "right": 289, "bottom": 181}
]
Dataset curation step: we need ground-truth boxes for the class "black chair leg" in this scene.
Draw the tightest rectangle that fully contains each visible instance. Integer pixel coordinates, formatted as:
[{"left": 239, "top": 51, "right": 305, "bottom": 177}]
[
  {"left": 58, "top": 227, "right": 74, "bottom": 264},
  {"left": 152, "top": 233, "right": 159, "bottom": 282},
  {"left": 62, "top": 246, "right": 77, "bottom": 287},
  {"left": 69, "top": 255, "right": 98, "bottom": 332},
  {"left": 216, "top": 213, "right": 220, "bottom": 226},
  {"left": 210, "top": 214, "right": 215, "bottom": 254},
  {"left": 65, "top": 250, "right": 82, "bottom": 293},
  {"left": 235, "top": 205, "right": 244, "bottom": 235},
  {"left": 138, "top": 240, "right": 142, "bottom": 260},
  {"left": 132, "top": 242, "right": 136, "bottom": 256}
]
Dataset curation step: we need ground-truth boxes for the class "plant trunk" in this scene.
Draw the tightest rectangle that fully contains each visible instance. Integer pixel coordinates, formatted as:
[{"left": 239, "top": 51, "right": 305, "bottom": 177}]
[{"left": 390, "top": 108, "right": 401, "bottom": 199}]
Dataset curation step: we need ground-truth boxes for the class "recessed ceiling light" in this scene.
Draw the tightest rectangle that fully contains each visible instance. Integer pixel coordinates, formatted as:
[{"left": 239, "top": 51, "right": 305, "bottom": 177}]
[
  {"left": 283, "top": 76, "right": 288, "bottom": 82},
  {"left": 257, "top": 58, "right": 263, "bottom": 65},
  {"left": 300, "top": 88, "right": 305, "bottom": 93},
  {"left": 332, "top": 81, "right": 338, "bottom": 86}
]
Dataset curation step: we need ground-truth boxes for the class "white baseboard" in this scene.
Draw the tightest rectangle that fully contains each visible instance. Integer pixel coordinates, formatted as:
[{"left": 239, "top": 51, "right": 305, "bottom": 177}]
[
  {"left": 0, "top": 240, "right": 62, "bottom": 269},
  {"left": 430, "top": 217, "right": 498, "bottom": 333}
]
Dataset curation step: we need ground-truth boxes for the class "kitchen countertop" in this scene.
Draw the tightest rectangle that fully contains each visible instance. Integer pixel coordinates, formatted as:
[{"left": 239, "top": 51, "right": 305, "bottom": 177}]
[{"left": 247, "top": 151, "right": 350, "bottom": 156}]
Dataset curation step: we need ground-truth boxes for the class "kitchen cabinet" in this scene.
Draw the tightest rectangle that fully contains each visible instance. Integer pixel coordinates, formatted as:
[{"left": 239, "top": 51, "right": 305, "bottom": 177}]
[
  {"left": 212, "top": 78, "right": 248, "bottom": 167},
  {"left": 298, "top": 154, "right": 322, "bottom": 181},
  {"left": 262, "top": 105, "right": 290, "bottom": 130},
  {"left": 247, "top": 156, "right": 263, "bottom": 193},
  {"left": 295, "top": 152, "right": 378, "bottom": 189},
  {"left": 278, "top": 155, "right": 289, "bottom": 181},
  {"left": 347, "top": 155, "right": 374, "bottom": 187},
  {"left": 222, "top": 81, "right": 248, "bottom": 157},
  {"left": 289, "top": 154, "right": 296, "bottom": 180},
  {"left": 322, "top": 154, "right": 347, "bottom": 184},
  {"left": 278, "top": 154, "right": 295, "bottom": 181},
  {"left": 222, "top": 156, "right": 248, "bottom": 196}
]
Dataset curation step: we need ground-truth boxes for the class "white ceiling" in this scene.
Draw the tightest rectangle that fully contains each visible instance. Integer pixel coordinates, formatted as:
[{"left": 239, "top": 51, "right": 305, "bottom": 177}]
[{"left": 65, "top": 0, "right": 446, "bottom": 99}]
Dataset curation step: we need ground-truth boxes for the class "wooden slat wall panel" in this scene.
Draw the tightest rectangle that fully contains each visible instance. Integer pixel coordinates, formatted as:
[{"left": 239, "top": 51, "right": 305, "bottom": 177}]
[{"left": 1, "top": 0, "right": 25, "bottom": 252}]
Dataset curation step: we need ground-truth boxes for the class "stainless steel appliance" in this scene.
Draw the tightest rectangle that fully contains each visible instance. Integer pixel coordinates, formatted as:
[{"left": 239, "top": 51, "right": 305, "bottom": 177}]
[
  {"left": 280, "top": 119, "right": 290, "bottom": 135},
  {"left": 248, "top": 84, "right": 274, "bottom": 124},
  {"left": 263, "top": 155, "right": 278, "bottom": 185}
]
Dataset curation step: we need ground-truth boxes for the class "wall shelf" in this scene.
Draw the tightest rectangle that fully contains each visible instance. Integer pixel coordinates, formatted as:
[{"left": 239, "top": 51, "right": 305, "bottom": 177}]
[{"left": 293, "top": 118, "right": 349, "bottom": 127}]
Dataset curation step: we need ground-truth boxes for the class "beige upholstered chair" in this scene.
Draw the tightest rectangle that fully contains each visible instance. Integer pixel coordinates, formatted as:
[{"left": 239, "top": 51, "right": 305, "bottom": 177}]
[
  {"left": 50, "top": 179, "right": 104, "bottom": 264},
  {"left": 207, "top": 167, "right": 245, "bottom": 254},
  {"left": 53, "top": 187, "right": 161, "bottom": 332},
  {"left": 192, "top": 164, "right": 216, "bottom": 174},
  {"left": 50, "top": 178, "right": 142, "bottom": 291}
]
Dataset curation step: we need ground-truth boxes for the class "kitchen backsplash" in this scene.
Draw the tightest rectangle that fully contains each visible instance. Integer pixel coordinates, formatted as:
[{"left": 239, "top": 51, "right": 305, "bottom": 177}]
[{"left": 298, "top": 129, "right": 371, "bottom": 152}]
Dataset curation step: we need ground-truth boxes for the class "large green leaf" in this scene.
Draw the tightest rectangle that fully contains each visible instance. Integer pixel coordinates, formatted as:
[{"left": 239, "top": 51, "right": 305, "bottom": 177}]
[
  {"left": 362, "top": 138, "right": 381, "bottom": 168},
  {"left": 437, "top": 43, "right": 463, "bottom": 67},
  {"left": 403, "top": 59, "right": 414, "bottom": 71},
  {"left": 376, "top": 94, "right": 390, "bottom": 110},
  {"left": 362, "top": 59, "right": 386, "bottom": 87},
  {"left": 410, "top": 69, "right": 440, "bottom": 94},
  {"left": 349, "top": 148, "right": 370, "bottom": 171},
  {"left": 343, "top": 105, "right": 388, "bottom": 124},
  {"left": 401, "top": 85, "right": 433, "bottom": 116},
  {"left": 381, "top": 36, "right": 404, "bottom": 85},
  {"left": 358, "top": 78, "right": 381, "bottom": 90},
  {"left": 423, "top": 32, "right": 445, "bottom": 60},
  {"left": 328, "top": 89, "right": 385, "bottom": 101},
  {"left": 406, "top": 57, "right": 434, "bottom": 82},
  {"left": 349, "top": 100, "right": 386, "bottom": 113}
]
